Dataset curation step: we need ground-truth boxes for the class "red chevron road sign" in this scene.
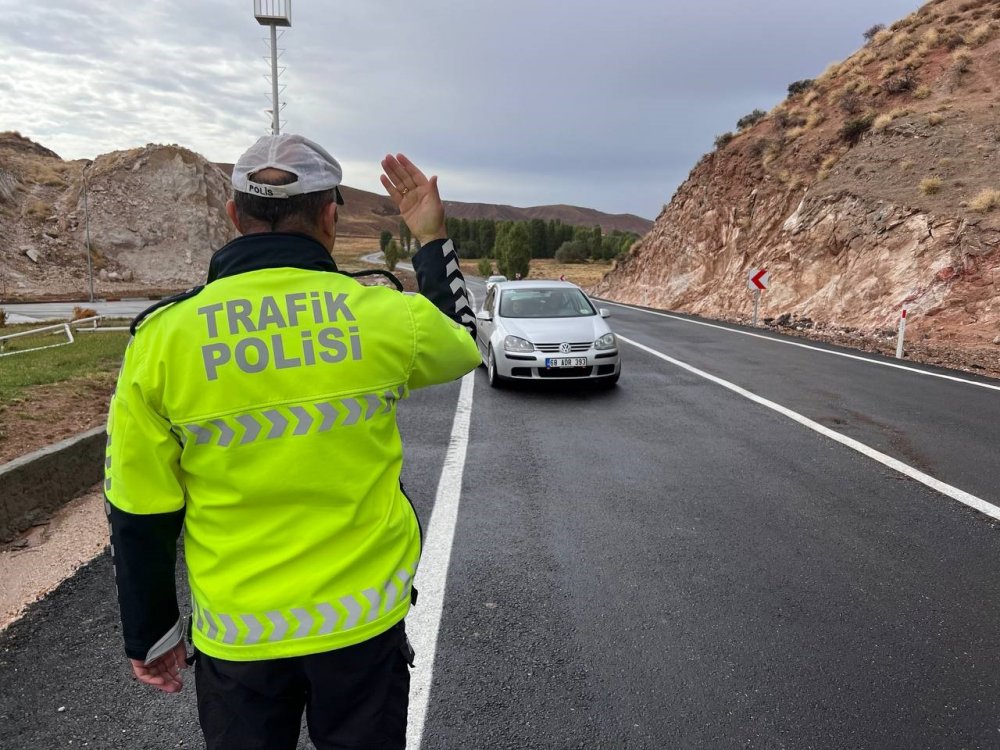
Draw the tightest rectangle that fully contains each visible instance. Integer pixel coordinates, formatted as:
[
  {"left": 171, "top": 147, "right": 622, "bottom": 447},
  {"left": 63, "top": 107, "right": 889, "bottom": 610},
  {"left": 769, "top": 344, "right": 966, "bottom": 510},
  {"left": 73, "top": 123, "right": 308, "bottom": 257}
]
[{"left": 748, "top": 268, "right": 769, "bottom": 291}]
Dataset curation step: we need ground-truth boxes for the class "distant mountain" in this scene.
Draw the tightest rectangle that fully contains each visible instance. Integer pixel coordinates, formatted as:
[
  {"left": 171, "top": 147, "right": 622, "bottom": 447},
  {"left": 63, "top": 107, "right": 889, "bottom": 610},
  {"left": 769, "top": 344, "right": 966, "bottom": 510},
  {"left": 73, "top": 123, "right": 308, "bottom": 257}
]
[
  {"left": 440, "top": 200, "right": 652, "bottom": 235},
  {"left": 215, "top": 163, "right": 652, "bottom": 237}
]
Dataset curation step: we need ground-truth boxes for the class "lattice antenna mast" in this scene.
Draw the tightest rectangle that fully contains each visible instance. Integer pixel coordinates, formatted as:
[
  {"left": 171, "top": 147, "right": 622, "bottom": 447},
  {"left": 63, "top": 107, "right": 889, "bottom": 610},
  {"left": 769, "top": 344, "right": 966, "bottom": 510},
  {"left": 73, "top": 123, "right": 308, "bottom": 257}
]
[{"left": 254, "top": 0, "right": 291, "bottom": 134}]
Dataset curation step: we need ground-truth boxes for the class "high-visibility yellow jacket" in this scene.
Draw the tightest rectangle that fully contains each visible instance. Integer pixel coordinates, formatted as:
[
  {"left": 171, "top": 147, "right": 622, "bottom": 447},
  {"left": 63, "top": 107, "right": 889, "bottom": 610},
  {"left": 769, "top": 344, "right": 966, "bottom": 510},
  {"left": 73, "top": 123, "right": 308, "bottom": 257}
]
[{"left": 106, "top": 233, "right": 479, "bottom": 662}]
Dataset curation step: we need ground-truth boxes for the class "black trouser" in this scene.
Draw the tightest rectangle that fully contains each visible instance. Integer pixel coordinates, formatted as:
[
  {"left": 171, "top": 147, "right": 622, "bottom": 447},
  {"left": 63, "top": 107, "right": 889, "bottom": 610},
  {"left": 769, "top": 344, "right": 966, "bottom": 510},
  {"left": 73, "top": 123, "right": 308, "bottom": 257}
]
[{"left": 195, "top": 622, "right": 413, "bottom": 750}]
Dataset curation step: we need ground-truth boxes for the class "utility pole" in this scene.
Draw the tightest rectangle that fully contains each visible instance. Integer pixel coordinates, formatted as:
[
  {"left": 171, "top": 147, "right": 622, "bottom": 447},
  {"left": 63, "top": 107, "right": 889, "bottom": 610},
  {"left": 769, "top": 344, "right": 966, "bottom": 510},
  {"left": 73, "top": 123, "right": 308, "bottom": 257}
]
[
  {"left": 254, "top": 0, "right": 291, "bottom": 134},
  {"left": 83, "top": 160, "right": 95, "bottom": 303}
]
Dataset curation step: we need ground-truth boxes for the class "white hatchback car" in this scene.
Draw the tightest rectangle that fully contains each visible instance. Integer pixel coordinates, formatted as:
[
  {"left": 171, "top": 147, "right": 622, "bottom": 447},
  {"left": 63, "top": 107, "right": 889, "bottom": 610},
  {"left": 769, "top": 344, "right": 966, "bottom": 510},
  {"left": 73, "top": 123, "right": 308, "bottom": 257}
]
[{"left": 475, "top": 281, "right": 621, "bottom": 388}]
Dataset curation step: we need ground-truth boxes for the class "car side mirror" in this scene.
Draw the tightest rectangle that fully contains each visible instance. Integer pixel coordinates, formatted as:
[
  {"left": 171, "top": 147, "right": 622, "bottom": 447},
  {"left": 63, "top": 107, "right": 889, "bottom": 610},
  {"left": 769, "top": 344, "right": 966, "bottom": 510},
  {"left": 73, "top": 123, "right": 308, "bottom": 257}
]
[
  {"left": 476, "top": 309, "right": 493, "bottom": 321},
  {"left": 600, "top": 308, "right": 611, "bottom": 318}
]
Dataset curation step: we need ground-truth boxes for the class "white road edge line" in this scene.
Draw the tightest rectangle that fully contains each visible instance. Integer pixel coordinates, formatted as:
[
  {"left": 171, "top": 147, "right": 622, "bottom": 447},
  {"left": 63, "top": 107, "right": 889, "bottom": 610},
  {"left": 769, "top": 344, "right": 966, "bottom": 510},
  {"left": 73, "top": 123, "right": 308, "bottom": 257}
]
[
  {"left": 406, "top": 371, "right": 476, "bottom": 749},
  {"left": 620, "top": 335, "right": 1000, "bottom": 523},
  {"left": 600, "top": 300, "right": 1000, "bottom": 393}
]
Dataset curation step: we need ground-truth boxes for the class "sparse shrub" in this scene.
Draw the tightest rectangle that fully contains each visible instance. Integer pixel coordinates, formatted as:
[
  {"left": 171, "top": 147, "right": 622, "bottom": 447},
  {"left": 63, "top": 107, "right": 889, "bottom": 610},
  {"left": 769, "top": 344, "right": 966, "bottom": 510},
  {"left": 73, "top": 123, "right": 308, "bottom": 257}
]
[
  {"left": 24, "top": 200, "right": 50, "bottom": 220},
  {"left": 805, "top": 110, "right": 826, "bottom": 129},
  {"left": 928, "top": 112, "right": 945, "bottom": 125},
  {"left": 803, "top": 90, "right": 819, "bottom": 106},
  {"left": 874, "top": 29, "right": 893, "bottom": 45},
  {"left": 900, "top": 159, "right": 915, "bottom": 171},
  {"left": 714, "top": 132, "right": 735, "bottom": 149},
  {"left": 914, "top": 84, "right": 932, "bottom": 99},
  {"left": 883, "top": 70, "right": 916, "bottom": 94},
  {"left": 856, "top": 50, "right": 877, "bottom": 66},
  {"left": 920, "top": 176, "right": 943, "bottom": 195},
  {"left": 944, "top": 32, "right": 966, "bottom": 50},
  {"left": 922, "top": 28, "right": 941, "bottom": 46},
  {"left": 554, "top": 241, "right": 589, "bottom": 264},
  {"left": 840, "top": 113, "right": 876, "bottom": 143},
  {"left": 774, "top": 110, "right": 806, "bottom": 129},
  {"left": 0, "top": 308, "right": 6, "bottom": 328},
  {"left": 967, "top": 22, "right": 992, "bottom": 45},
  {"left": 760, "top": 139, "right": 785, "bottom": 168},
  {"left": 477, "top": 257, "right": 493, "bottom": 277},
  {"left": 873, "top": 114, "right": 895, "bottom": 131},
  {"left": 818, "top": 61, "right": 842, "bottom": 82},
  {"left": 952, "top": 48, "right": 973, "bottom": 74},
  {"left": 968, "top": 188, "right": 1000, "bottom": 212},
  {"left": 72, "top": 306, "right": 98, "bottom": 321},
  {"left": 786, "top": 126, "right": 807, "bottom": 139},
  {"left": 838, "top": 91, "right": 863, "bottom": 114},
  {"left": 748, "top": 139, "right": 772, "bottom": 160},
  {"left": 817, "top": 153, "right": 840, "bottom": 181},
  {"left": 787, "top": 79, "right": 815, "bottom": 96},
  {"left": 737, "top": 109, "right": 767, "bottom": 130},
  {"left": 864, "top": 23, "right": 886, "bottom": 41}
]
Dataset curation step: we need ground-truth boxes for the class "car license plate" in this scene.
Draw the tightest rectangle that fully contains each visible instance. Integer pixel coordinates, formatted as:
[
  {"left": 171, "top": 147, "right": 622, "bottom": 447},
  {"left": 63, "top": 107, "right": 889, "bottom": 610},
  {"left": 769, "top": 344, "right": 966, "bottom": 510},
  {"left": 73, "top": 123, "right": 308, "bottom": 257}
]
[{"left": 545, "top": 357, "right": 588, "bottom": 368}]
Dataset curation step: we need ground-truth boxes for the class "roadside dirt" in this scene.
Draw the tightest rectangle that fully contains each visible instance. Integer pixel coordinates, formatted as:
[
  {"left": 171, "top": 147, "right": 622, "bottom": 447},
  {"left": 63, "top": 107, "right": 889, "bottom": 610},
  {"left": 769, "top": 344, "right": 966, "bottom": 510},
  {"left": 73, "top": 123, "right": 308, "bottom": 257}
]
[{"left": 0, "top": 375, "right": 116, "bottom": 464}]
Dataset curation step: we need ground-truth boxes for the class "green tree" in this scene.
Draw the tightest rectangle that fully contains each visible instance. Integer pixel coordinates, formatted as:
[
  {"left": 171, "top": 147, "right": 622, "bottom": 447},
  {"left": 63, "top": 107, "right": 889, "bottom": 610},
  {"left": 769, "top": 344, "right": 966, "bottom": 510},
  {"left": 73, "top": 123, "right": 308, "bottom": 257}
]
[
  {"left": 477, "top": 220, "right": 496, "bottom": 256},
  {"left": 528, "top": 218, "right": 547, "bottom": 258},
  {"left": 384, "top": 239, "right": 402, "bottom": 271},
  {"left": 494, "top": 222, "right": 531, "bottom": 279},
  {"left": 476, "top": 257, "right": 493, "bottom": 277},
  {"left": 398, "top": 221, "right": 412, "bottom": 254},
  {"left": 379, "top": 230, "right": 392, "bottom": 253}
]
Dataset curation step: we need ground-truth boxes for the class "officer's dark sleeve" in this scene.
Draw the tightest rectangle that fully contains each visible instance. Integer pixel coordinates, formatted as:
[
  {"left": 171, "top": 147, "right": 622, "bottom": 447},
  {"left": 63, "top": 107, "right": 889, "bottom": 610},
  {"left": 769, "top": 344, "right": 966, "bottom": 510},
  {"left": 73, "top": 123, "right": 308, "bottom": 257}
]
[
  {"left": 104, "top": 336, "right": 186, "bottom": 663},
  {"left": 410, "top": 238, "right": 477, "bottom": 339}
]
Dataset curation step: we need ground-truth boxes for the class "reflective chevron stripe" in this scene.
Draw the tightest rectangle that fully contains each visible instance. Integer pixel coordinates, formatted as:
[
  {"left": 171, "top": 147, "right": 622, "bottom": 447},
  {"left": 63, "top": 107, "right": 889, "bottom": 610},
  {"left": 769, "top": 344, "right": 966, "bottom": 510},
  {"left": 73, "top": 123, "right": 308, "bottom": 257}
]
[
  {"left": 441, "top": 240, "right": 476, "bottom": 335},
  {"left": 192, "top": 566, "right": 414, "bottom": 646},
  {"left": 181, "top": 387, "right": 406, "bottom": 447}
]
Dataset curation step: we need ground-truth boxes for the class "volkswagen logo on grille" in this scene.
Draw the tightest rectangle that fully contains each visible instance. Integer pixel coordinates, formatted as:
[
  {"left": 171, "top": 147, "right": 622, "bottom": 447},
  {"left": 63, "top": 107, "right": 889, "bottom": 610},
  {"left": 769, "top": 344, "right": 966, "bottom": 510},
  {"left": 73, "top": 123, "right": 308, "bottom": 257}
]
[{"left": 559, "top": 342, "right": 572, "bottom": 353}]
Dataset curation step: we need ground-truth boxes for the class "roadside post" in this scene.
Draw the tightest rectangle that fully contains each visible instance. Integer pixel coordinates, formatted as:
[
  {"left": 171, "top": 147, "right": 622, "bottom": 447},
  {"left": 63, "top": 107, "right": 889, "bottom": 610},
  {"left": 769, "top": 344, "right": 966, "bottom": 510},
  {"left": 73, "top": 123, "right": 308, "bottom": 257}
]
[
  {"left": 896, "top": 308, "right": 907, "bottom": 359},
  {"left": 748, "top": 268, "right": 769, "bottom": 326}
]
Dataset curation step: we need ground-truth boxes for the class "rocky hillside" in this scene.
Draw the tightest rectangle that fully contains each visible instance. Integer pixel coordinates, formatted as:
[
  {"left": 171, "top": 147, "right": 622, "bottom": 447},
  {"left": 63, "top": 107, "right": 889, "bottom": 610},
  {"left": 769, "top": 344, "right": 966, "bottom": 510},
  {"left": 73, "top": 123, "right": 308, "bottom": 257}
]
[
  {"left": 0, "top": 137, "right": 650, "bottom": 302},
  {"left": 594, "top": 0, "right": 1000, "bottom": 366},
  {"left": 1, "top": 134, "right": 236, "bottom": 299}
]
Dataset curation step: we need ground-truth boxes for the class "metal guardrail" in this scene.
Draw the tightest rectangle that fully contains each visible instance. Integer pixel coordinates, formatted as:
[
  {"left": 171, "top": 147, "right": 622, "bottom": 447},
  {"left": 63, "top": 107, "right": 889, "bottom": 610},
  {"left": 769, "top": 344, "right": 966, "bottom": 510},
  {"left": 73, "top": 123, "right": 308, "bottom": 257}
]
[{"left": 0, "top": 315, "right": 125, "bottom": 357}]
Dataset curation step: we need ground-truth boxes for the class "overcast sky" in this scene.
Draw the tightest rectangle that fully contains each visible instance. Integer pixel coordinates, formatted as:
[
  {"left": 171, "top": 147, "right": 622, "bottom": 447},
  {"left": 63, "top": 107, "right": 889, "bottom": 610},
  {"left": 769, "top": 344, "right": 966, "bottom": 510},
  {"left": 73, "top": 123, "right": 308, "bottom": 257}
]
[{"left": 1, "top": 0, "right": 923, "bottom": 219}]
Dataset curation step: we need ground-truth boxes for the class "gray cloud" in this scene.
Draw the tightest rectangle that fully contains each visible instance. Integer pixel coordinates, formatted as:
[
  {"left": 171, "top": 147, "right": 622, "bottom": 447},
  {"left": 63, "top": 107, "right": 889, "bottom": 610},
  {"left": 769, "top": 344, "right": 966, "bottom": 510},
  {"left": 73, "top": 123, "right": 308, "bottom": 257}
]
[{"left": 0, "top": 0, "right": 922, "bottom": 218}]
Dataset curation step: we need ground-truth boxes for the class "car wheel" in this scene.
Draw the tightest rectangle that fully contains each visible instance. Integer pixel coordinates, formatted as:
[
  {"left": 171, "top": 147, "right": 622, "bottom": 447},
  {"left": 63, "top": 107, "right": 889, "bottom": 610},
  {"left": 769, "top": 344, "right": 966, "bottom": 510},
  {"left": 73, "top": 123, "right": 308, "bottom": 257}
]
[{"left": 487, "top": 346, "right": 503, "bottom": 388}]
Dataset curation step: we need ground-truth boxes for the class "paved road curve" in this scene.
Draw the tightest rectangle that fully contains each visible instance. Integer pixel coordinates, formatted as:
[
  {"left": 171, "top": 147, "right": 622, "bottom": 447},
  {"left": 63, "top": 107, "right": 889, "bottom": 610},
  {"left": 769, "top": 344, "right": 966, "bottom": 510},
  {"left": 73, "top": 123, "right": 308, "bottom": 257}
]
[{"left": 3, "top": 281, "right": 1000, "bottom": 748}]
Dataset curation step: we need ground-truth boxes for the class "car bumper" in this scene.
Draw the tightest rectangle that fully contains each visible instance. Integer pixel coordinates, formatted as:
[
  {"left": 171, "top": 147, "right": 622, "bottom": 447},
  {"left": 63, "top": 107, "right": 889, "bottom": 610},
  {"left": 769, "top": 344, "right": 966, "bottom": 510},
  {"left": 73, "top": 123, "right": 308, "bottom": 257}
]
[{"left": 494, "top": 349, "right": 621, "bottom": 380}]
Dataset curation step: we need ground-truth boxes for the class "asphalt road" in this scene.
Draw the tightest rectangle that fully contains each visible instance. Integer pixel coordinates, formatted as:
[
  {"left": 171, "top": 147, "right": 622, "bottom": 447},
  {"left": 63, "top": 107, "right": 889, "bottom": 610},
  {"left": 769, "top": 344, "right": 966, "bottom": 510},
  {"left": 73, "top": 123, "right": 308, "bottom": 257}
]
[{"left": 4, "top": 279, "right": 1000, "bottom": 749}]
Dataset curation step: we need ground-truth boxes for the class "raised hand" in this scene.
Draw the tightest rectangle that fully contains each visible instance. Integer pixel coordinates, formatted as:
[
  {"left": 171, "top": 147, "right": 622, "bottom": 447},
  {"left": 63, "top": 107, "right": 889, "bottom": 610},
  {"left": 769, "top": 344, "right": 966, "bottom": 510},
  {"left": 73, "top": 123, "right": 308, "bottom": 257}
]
[{"left": 380, "top": 153, "right": 448, "bottom": 246}]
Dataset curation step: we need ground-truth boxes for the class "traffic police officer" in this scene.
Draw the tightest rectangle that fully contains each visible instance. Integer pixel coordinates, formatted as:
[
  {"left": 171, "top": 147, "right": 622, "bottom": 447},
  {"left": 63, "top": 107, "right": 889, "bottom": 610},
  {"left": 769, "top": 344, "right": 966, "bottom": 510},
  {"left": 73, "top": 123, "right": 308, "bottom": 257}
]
[{"left": 104, "top": 134, "right": 480, "bottom": 749}]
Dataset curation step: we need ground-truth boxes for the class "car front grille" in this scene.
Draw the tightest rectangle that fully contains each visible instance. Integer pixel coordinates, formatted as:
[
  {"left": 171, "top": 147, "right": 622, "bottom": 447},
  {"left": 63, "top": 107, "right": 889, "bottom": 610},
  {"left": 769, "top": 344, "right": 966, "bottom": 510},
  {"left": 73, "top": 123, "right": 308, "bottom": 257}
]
[{"left": 535, "top": 342, "right": 591, "bottom": 353}]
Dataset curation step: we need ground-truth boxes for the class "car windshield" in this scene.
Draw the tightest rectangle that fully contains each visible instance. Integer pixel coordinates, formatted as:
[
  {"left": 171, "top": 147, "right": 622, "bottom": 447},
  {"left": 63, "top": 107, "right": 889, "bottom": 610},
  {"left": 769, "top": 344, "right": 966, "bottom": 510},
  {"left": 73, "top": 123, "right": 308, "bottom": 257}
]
[{"left": 499, "top": 288, "right": 596, "bottom": 319}]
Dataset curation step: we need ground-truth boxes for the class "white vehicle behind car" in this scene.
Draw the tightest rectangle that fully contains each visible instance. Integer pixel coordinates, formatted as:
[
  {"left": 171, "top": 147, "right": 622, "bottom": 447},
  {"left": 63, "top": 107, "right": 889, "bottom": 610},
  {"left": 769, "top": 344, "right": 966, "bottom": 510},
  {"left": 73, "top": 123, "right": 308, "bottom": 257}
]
[
  {"left": 475, "top": 280, "right": 621, "bottom": 388},
  {"left": 485, "top": 274, "right": 507, "bottom": 294}
]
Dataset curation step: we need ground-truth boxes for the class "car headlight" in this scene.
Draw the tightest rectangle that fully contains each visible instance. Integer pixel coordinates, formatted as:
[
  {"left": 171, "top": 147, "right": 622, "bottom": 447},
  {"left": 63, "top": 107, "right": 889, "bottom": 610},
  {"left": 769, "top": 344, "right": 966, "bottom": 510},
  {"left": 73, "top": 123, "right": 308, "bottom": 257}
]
[
  {"left": 594, "top": 333, "right": 617, "bottom": 350},
  {"left": 503, "top": 335, "right": 534, "bottom": 353}
]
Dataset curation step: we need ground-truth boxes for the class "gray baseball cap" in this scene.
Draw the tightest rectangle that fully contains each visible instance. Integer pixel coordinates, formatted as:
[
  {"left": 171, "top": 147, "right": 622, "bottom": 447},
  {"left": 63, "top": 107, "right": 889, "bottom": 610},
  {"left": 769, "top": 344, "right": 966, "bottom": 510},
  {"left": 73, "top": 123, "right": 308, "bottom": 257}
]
[{"left": 232, "top": 133, "right": 344, "bottom": 204}]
